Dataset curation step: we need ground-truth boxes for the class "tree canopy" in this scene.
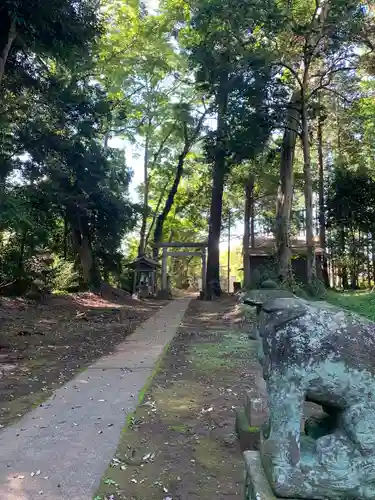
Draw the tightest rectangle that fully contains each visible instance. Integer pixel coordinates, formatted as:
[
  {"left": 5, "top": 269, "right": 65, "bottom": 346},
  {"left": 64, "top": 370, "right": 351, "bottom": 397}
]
[{"left": 1, "top": 0, "right": 375, "bottom": 298}]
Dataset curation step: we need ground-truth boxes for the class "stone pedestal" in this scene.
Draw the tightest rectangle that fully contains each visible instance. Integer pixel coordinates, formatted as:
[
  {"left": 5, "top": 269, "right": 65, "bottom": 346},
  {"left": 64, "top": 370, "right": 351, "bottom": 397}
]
[
  {"left": 243, "top": 451, "right": 298, "bottom": 500},
  {"left": 244, "top": 391, "right": 269, "bottom": 427},
  {"left": 236, "top": 369, "right": 269, "bottom": 451},
  {"left": 235, "top": 408, "right": 260, "bottom": 451}
]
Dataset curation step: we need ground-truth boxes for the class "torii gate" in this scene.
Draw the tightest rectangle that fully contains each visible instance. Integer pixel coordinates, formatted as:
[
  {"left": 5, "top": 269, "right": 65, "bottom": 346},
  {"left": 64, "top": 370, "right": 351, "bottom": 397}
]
[{"left": 154, "top": 242, "right": 208, "bottom": 298}]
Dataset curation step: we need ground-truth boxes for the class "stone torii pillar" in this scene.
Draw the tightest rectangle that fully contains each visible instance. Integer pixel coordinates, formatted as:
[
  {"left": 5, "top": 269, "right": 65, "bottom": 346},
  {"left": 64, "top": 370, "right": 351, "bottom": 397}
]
[
  {"left": 156, "top": 242, "right": 208, "bottom": 299},
  {"left": 161, "top": 247, "right": 168, "bottom": 292}
]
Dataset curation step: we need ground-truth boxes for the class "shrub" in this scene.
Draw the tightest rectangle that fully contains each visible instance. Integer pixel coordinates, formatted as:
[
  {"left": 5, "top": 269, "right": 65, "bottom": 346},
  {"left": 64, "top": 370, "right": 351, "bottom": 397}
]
[{"left": 50, "top": 258, "right": 80, "bottom": 292}]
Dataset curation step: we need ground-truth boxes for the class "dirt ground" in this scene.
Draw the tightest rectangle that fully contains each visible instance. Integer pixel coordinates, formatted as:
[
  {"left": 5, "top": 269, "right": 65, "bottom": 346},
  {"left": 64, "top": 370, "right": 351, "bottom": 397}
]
[
  {"left": 96, "top": 296, "right": 260, "bottom": 500},
  {"left": 0, "top": 289, "right": 165, "bottom": 428}
]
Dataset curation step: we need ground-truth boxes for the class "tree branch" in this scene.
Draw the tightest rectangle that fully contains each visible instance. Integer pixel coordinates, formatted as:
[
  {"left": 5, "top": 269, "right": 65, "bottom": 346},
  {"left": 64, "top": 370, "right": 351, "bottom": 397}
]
[
  {"left": 311, "top": 65, "right": 357, "bottom": 80},
  {"left": 273, "top": 62, "right": 303, "bottom": 88},
  {"left": 309, "top": 83, "right": 353, "bottom": 103},
  {"left": 144, "top": 179, "right": 170, "bottom": 248},
  {"left": 149, "top": 125, "right": 176, "bottom": 170},
  {"left": 0, "top": 17, "right": 17, "bottom": 86}
]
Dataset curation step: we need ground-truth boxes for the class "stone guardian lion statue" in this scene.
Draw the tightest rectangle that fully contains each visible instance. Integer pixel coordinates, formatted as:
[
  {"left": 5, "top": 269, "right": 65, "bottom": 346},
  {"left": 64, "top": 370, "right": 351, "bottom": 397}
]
[{"left": 244, "top": 295, "right": 375, "bottom": 500}]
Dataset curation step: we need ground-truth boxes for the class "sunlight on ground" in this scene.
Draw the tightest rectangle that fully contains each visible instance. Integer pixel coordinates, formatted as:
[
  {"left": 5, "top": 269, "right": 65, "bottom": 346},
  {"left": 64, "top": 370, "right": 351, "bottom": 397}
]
[{"left": 326, "top": 289, "right": 375, "bottom": 321}]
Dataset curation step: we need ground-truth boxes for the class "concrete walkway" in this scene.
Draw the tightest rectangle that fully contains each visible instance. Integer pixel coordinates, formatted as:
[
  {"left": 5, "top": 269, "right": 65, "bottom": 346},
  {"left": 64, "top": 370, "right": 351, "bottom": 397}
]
[{"left": 0, "top": 297, "right": 191, "bottom": 500}]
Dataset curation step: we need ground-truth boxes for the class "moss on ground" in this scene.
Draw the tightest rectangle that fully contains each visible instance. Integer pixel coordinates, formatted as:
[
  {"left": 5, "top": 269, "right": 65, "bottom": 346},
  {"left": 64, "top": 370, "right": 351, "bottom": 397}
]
[
  {"left": 167, "top": 423, "right": 191, "bottom": 433},
  {"left": 153, "top": 380, "right": 204, "bottom": 418},
  {"left": 194, "top": 436, "right": 226, "bottom": 470},
  {"left": 326, "top": 290, "right": 375, "bottom": 321},
  {"left": 95, "top": 299, "right": 255, "bottom": 500},
  {"left": 137, "top": 341, "right": 171, "bottom": 405},
  {"left": 188, "top": 330, "right": 256, "bottom": 373},
  {"left": 0, "top": 390, "right": 51, "bottom": 427}
]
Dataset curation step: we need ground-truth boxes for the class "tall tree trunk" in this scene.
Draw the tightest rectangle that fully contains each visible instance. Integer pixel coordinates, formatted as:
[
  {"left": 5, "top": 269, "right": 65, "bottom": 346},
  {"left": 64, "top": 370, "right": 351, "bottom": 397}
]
[
  {"left": 350, "top": 229, "right": 357, "bottom": 289},
  {"left": 205, "top": 74, "right": 229, "bottom": 299},
  {"left": 317, "top": 115, "right": 329, "bottom": 288},
  {"left": 71, "top": 219, "right": 100, "bottom": 290},
  {"left": 138, "top": 125, "right": 151, "bottom": 256},
  {"left": 0, "top": 17, "right": 16, "bottom": 87},
  {"left": 250, "top": 203, "right": 255, "bottom": 249},
  {"left": 276, "top": 91, "right": 300, "bottom": 282},
  {"left": 104, "top": 133, "right": 110, "bottom": 150},
  {"left": 340, "top": 228, "right": 348, "bottom": 289},
  {"left": 145, "top": 180, "right": 169, "bottom": 251},
  {"left": 80, "top": 236, "right": 93, "bottom": 285},
  {"left": 301, "top": 91, "right": 315, "bottom": 286},
  {"left": 367, "top": 234, "right": 371, "bottom": 287},
  {"left": 63, "top": 213, "right": 68, "bottom": 260},
  {"left": 330, "top": 248, "right": 335, "bottom": 288},
  {"left": 205, "top": 163, "right": 226, "bottom": 298},
  {"left": 298, "top": 2, "right": 330, "bottom": 286},
  {"left": 243, "top": 175, "right": 254, "bottom": 288},
  {"left": 153, "top": 150, "right": 186, "bottom": 259},
  {"left": 18, "top": 229, "right": 27, "bottom": 275}
]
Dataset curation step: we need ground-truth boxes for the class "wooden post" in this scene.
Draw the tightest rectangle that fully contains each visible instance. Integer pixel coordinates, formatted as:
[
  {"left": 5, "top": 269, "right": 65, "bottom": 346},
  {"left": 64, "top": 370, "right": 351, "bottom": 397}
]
[
  {"left": 133, "top": 270, "right": 137, "bottom": 295},
  {"left": 162, "top": 247, "right": 168, "bottom": 291},
  {"left": 201, "top": 249, "right": 207, "bottom": 292}
]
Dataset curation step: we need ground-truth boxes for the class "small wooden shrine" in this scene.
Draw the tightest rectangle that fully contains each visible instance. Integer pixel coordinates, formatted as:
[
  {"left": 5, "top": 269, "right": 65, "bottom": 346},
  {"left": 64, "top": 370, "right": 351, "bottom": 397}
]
[{"left": 126, "top": 256, "right": 160, "bottom": 298}]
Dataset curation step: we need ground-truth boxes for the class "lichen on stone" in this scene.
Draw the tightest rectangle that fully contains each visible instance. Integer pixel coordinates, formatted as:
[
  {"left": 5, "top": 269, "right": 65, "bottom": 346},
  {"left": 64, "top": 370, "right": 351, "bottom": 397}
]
[{"left": 247, "top": 295, "right": 375, "bottom": 499}]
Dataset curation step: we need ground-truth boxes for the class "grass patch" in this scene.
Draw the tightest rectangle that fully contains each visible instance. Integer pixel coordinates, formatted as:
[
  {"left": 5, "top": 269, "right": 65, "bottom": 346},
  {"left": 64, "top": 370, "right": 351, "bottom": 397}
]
[
  {"left": 194, "top": 436, "right": 226, "bottom": 470},
  {"left": 153, "top": 380, "right": 204, "bottom": 417},
  {"left": 326, "top": 289, "right": 375, "bottom": 321},
  {"left": 95, "top": 298, "right": 249, "bottom": 500},
  {"left": 167, "top": 423, "right": 190, "bottom": 433},
  {"left": 189, "top": 330, "right": 257, "bottom": 372}
]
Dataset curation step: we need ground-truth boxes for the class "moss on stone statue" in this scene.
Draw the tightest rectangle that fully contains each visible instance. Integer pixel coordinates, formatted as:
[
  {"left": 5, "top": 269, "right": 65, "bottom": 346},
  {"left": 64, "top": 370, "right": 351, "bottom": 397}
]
[{"left": 260, "top": 280, "right": 279, "bottom": 289}]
